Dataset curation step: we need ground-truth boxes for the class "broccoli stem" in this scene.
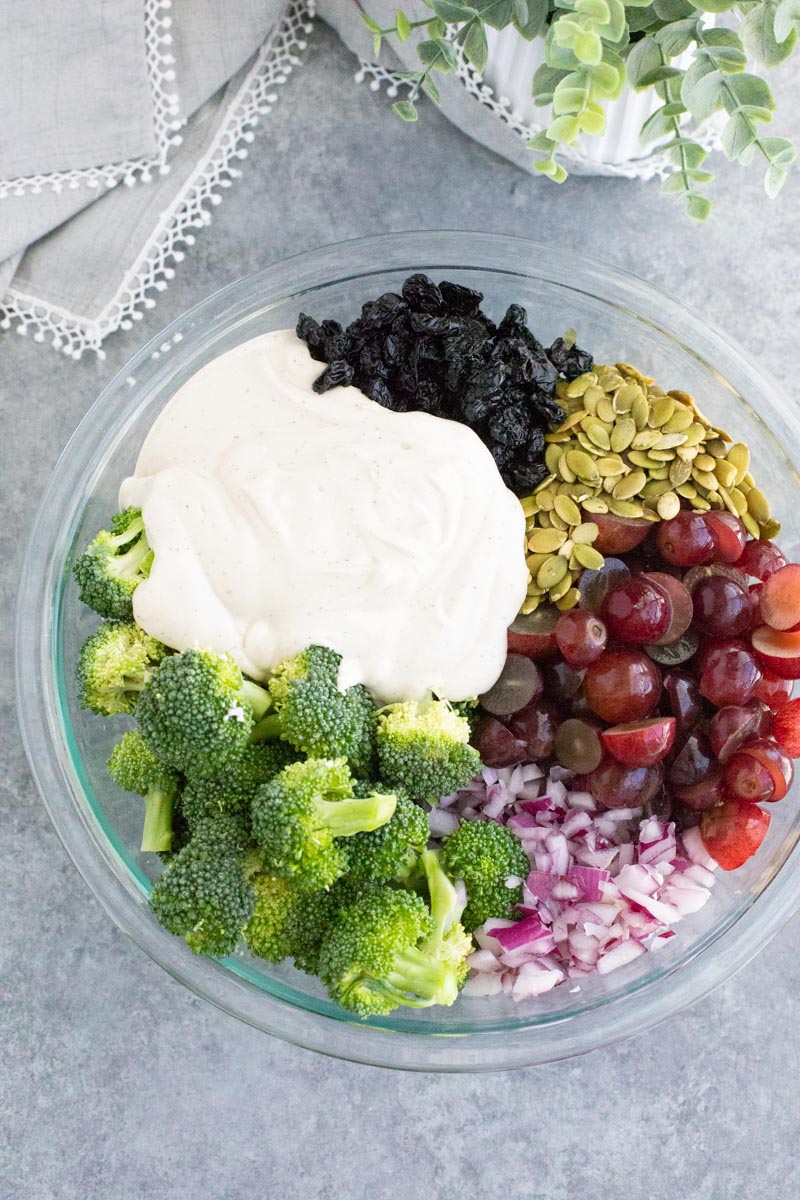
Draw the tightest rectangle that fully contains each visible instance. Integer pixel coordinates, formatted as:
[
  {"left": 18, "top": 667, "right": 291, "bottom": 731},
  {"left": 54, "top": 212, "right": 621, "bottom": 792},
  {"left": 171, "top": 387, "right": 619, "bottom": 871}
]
[
  {"left": 314, "top": 792, "right": 397, "bottom": 838},
  {"left": 140, "top": 785, "right": 175, "bottom": 853},
  {"left": 249, "top": 713, "right": 282, "bottom": 742},
  {"left": 239, "top": 680, "right": 272, "bottom": 722},
  {"left": 383, "top": 946, "right": 452, "bottom": 1004}
]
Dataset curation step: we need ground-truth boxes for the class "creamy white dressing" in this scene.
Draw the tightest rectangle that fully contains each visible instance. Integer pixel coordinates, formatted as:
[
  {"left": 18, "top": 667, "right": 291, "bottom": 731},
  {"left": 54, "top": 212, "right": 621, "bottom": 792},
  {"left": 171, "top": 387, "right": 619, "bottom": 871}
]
[{"left": 121, "top": 329, "right": 528, "bottom": 702}]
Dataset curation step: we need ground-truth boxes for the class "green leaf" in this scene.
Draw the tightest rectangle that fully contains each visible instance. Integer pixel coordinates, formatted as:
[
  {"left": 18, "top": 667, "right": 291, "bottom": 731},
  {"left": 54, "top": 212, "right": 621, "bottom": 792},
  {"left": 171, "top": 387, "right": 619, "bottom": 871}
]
[
  {"left": 765, "top": 163, "right": 789, "bottom": 196},
  {"left": 374, "top": 33, "right": 383, "bottom": 56},
  {"left": 579, "top": 104, "right": 607, "bottom": 133},
  {"left": 655, "top": 18, "right": 696, "bottom": 56},
  {"left": 547, "top": 113, "right": 582, "bottom": 141},
  {"left": 627, "top": 5, "right": 659, "bottom": 30},
  {"left": 760, "top": 135, "right": 797, "bottom": 165},
  {"left": 534, "top": 157, "right": 568, "bottom": 182},
  {"left": 686, "top": 168, "right": 714, "bottom": 182},
  {"left": 430, "top": 1, "right": 480, "bottom": 19},
  {"left": 512, "top": 0, "right": 530, "bottom": 22},
  {"left": 392, "top": 99, "right": 419, "bottom": 120},
  {"left": 682, "top": 60, "right": 724, "bottom": 119},
  {"left": 574, "top": 0, "right": 610, "bottom": 19},
  {"left": 591, "top": 61, "right": 624, "bottom": 97},
  {"left": 740, "top": 2, "right": 797, "bottom": 64},
  {"left": 574, "top": 31, "right": 603, "bottom": 62},
  {"left": 661, "top": 173, "right": 690, "bottom": 194},
  {"left": 472, "top": 0, "right": 514, "bottom": 28},
  {"left": 546, "top": 22, "right": 581, "bottom": 67},
  {"left": 532, "top": 62, "right": 569, "bottom": 102},
  {"left": 640, "top": 105, "right": 675, "bottom": 143},
  {"left": 666, "top": 137, "right": 709, "bottom": 167},
  {"left": 653, "top": 0, "right": 696, "bottom": 18},
  {"left": 527, "top": 130, "right": 556, "bottom": 151},
  {"left": 637, "top": 65, "right": 684, "bottom": 85},
  {"left": 699, "top": 26, "right": 743, "bottom": 44},
  {"left": 603, "top": 0, "right": 628, "bottom": 42},
  {"left": 463, "top": 20, "right": 489, "bottom": 70},
  {"left": 688, "top": 0, "right": 736, "bottom": 10},
  {"left": 422, "top": 75, "right": 442, "bottom": 103},
  {"left": 724, "top": 72, "right": 776, "bottom": 112},
  {"left": 360, "top": 12, "right": 383, "bottom": 33},
  {"left": 701, "top": 44, "right": 748, "bottom": 71},
  {"left": 686, "top": 193, "right": 713, "bottom": 220},
  {"left": 775, "top": 0, "right": 800, "bottom": 41},
  {"left": 625, "top": 36, "right": 663, "bottom": 87},
  {"left": 721, "top": 111, "right": 756, "bottom": 158},
  {"left": 515, "top": 0, "right": 550, "bottom": 36},
  {"left": 427, "top": 17, "right": 447, "bottom": 37},
  {"left": 396, "top": 10, "right": 412, "bottom": 40},
  {"left": 417, "top": 37, "right": 459, "bottom": 71},
  {"left": 553, "top": 85, "right": 591, "bottom": 113}
]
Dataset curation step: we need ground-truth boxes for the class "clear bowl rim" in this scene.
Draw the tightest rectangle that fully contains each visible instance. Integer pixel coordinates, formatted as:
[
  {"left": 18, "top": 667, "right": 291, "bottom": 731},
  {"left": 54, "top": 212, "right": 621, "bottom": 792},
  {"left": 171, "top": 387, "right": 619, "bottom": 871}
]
[{"left": 16, "top": 229, "right": 800, "bottom": 1072}]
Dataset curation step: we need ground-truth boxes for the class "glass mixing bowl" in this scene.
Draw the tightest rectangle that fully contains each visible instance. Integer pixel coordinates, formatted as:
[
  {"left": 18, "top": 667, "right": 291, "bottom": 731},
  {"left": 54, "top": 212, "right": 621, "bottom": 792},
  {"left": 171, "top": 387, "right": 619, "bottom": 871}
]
[{"left": 16, "top": 232, "right": 800, "bottom": 1071}]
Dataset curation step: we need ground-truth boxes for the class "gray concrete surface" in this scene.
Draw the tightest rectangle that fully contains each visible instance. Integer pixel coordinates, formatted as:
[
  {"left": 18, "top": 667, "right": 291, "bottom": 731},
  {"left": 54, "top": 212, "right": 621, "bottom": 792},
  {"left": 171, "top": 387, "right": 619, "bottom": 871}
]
[{"left": 3, "top": 21, "right": 800, "bottom": 1200}]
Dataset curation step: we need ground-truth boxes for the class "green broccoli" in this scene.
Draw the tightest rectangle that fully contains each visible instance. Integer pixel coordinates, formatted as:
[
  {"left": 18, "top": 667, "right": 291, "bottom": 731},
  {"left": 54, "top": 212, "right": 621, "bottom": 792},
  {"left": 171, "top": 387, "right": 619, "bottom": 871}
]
[
  {"left": 149, "top": 815, "right": 254, "bottom": 956},
  {"left": 263, "top": 645, "right": 377, "bottom": 774},
  {"left": 449, "top": 697, "right": 479, "bottom": 732},
  {"left": 77, "top": 620, "right": 167, "bottom": 716},
  {"left": 376, "top": 697, "right": 481, "bottom": 803},
  {"left": 73, "top": 507, "right": 153, "bottom": 620},
  {"left": 107, "top": 731, "right": 177, "bottom": 853},
  {"left": 345, "top": 790, "right": 429, "bottom": 885},
  {"left": 250, "top": 758, "right": 396, "bottom": 892},
  {"left": 440, "top": 818, "right": 529, "bottom": 931},
  {"left": 245, "top": 873, "right": 341, "bottom": 972},
  {"left": 136, "top": 648, "right": 272, "bottom": 777},
  {"left": 317, "top": 852, "right": 472, "bottom": 1018}
]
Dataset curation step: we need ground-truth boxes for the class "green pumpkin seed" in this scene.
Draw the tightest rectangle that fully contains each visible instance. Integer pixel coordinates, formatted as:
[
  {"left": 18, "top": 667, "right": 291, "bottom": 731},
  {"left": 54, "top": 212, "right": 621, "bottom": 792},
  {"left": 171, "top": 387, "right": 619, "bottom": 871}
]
[
  {"left": 545, "top": 444, "right": 563, "bottom": 474},
  {"left": 713, "top": 459, "right": 737, "bottom": 489},
  {"left": 519, "top": 596, "right": 540, "bottom": 615},
  {"left": 663, "top": 406, "right": 694, "bottom": 434},
  {"left": 747, "top": 487, "right": 770, "bottom": 523},
  {"left": 558, "top": 456, "right": 577, "bottom": 483},
  {"left": 549, "top": 512, "right": 569, "bottom": 531},
  {"left": 726, "top": 442, "right": 750, "bottom": 485},
  {"left": 613, "top": 470, "right": 647, "bottom": 500},
  {"left": 582, "top": 497, "right": 609, "bottom": 514},
  {"left": 595, "top": 395, "right": 615, "bottom": 424},
  {"left": 693, "top": 469, "right": 719, "bottom": 491},
  {"left": 555, "top": 587, "right": 581, "bottom": 611},
  {"left": 683, "top": 424, "right": 707, "bottom": 447},
  {"left": 528, "top": 528, "right": 567, "bottom": 553},
  {"left": 675, "top": 445, "right": 699, "bottom": 463},
  {"left": 669, "top": 457, "right": 693, "bottom": 487},
  {"left": 742, "top": 510, "right": 761, "bottom": 537},
  {"left": 648, "top": 466, "right": 671, "bottom": 481},
  {"left": 649, "top": 396, "right": 676, "bottom": 428},
  {"left": 631, "top": 429, "right": 663, "bottom": 450},
  {"left": 548, "top": 572, "right": 575, "bottom": 603},
  {"left": 632, "top": 392, "right": 650, "bottom": 430},
  {"left": 609, "top": 498, "right": 645, "bottom": 518},
  {"left": 565, "top": 373, "right": 597, "bottom": 399},
  {"left": 572, "top": 522, "right": 599, "bottom": 544},
  {"left": 648, "top": 449, "right": 678, "bottom": 463},
  {"left": 656, "top": 491, "right": 681, "bottom": 520},
  {"left": 584, "top": 420, "right": 612, "bottom": 451},
  {"left": 597, "top": 456, "right": 627, "bottom": 477},
  {"left": 573, "top": 544, "right": 606, "bottom": 570},
  {"left": 610, "top": 419, "right": 636, "bottom": 452},
  {"left": 692, "top": 496, "right": 711, "bottom": 512},
  {"left": 554, "top": 495, "right": 582, "bottom": 526},
  {"left": 565, "top": 450, "right": 600, "bottom": 481},
  {"left": 537, "top": 488, "right": 555, "bottom": 512},
  {"left": 693, "top": 453, "right": 717, "bottom": 472},
  {"left": 654, "top": 432, "right": 688, "bottom": 451},
  {"left": 761, "top": 517, "right": 782, "bottom": 539},
  {"left": 520, "top": 495, "right": 540, "bottom": 517},
  {"left": 727, "top": 487, "right": 748, "bottom": 515},
  {"left": 676, "top": 481, "right": 697, "bottom": 500},
  {"left": 705, "top": 438, "right": 729, "bottom": 459},
  {"left": 537, "top": 556, "right": 569, "bottom": 590},
  {"left": 641, "top": 479, "right": 673, "bottom": 501},
  {"left": 556, "top": 410, "right": 587, "bottom": 432}
]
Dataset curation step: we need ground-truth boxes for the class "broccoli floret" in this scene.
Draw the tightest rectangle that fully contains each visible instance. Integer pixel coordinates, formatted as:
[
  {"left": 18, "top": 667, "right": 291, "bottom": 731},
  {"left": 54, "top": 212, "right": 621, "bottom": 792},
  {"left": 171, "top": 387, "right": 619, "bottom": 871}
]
[
  {"left": 419, "top": 848, "right": 473, "bottom": 993},
  {"left": 449, "top": 697, "right": 479, "bottom": 732},
  {"left": 345, "top": 791, "right": 429, "bottom": 885},
  {"left": 73, "top": 507, "right": 153, "bottom": 620},
  {"left": 107, "top": 731, "right": 177, "bottom": 853},
  {"left": 149, "top": 816, "right": 254, "bottom": 956},
  {"left": 251, "top": 758, "right": 396, "bottom": 892},
  {"left": 376, "top": 698, "right": 481, "bottom": 802},
  {"left": 440, "top": 819, "right": 529, "bottom": 931},
  {"left": 137, "top": 649, "right": 271, "bottom": 777},
  {"left": 264, "top": 645, "right": 377, "bottom": 774},
  {"left": 77, "top": 621, "right": 167, "bottom": 716},
  {"left": 245, "top": 874, "right": 339, "bottom": 971}
]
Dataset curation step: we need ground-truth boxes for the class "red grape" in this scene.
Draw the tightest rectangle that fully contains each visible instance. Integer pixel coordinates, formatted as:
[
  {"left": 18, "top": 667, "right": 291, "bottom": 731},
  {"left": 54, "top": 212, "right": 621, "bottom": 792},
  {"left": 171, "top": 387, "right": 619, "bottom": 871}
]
[
  {"left": 642, "top": 572, "right": 693, "bottom": 645},
  {"left": 750, "top": 626, "right": 800, "bottom": 680},
  {"left": 603, "top": 577, "right": 671, "bottom": 643},
  {"left": 735, "top": 538, "right": 787, "bottom": 581},
  {"left": 588, "top": 758, "right": 664, "bottom": 809},
  {"left": 543, "top": 660, "right": 585, "bottom": 704},
  {"left": 703, "top": 511, "right": 747, "bottom": 563},
  {"left": 480, "top": 654, "right": 543, "bottom": 716},
  {"left": 698, "top": 639, "right": 761, "bottom": 706},
  {"left": 583, "top": 648, "right": 662, "bottom": 723},
  {"left": 554, "top": 719, "right": 603, "bottom": 773},
  {"left": 507, "top": 608, "right": 558, "bottom": 660},
  {"left": 692, "top": 575, "right": 754, "bottom": 638},
  {"left": 725, "top": 738, "right": 793, "bottom": 802},
  {"left": 656, "top": 511, "right": 716, "bottom": 567},
  {"left": 773, "top": 698, "right": 800, "bottom": 757},
  {"left": 591, "top": 512, "right": 651, "bottom": 556},
  {"left": 507, "top": 701, "right": 561, "bottom": 760},
  {"left": 700, "top": 802, "right": 770, "bottom": 869},
  {"left": 709, "top": 701, "right": 772, "bottom": 762},
  {"left": 668, "top": 732, "right": 716, "bottom": 789},
  {"left": 555, "top": 610, "right": 608, "bottom": 668},
  {"left": 663, "top": 669, "right": 703, "bottom": 735},
  {"left": 644, "top": 629, "right": 700, "bottom": 667},
  {"left": 753, "top": 670, "right": 793, "bottom": 710},
  {"left": 471, "top": 717, "right": 525, "bottom": 767},
  {"left": 601, "top": 716, "right": 676, "bottom": 767},
  {"left": 577, "top": 557, "right": 631, "bottom": 614},
  {"left": 760, "top": 564, "right": 800, "bottom": 631},
  {"left": 673, "top": 768, "right": 727, "bottom": 811}
]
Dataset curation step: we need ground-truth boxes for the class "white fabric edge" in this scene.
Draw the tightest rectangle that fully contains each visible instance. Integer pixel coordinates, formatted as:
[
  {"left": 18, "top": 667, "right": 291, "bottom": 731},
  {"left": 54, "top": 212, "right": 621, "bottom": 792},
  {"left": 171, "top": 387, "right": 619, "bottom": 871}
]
[
  {"left": 0, "top": 0, "right": 181, "bottom": 201},
  {"left": 0, "top": 1, "right": 315, "bottom": 359},
  {"left": 354, "top": 43, "right": 724, "bottom": 182}
]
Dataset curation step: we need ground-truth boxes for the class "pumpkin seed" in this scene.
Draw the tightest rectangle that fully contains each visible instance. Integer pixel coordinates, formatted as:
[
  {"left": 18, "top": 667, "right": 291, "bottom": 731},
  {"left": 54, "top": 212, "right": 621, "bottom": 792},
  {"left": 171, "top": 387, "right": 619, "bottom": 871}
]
[
  {"left": 584, "top": 420, "right": 612, "bottom": 451},
  {"left": 747, "top": 487, "right": 770, "bottom": 523},
  {"left": 683, "top": 424, "right": 707, "bottom": 447},
  {"left": 648, "top": 449, "right": 678, "bottom": 463},
  {"left": 573, "top": 521, "right": 599, "bottom": 544},
  {"left": 693, "top": 469, "right": 719, "bottom": 491},
  {"left": 632, "top": 391, "right": 650, "bottom": 430},
  {"left": 558, "top": 456, "right": 577, "bottom": 483},
  {"left": 693, "top": 453, "right": 717, "bottom": 472},
  {"left": 728, "top": 487, "right": 748, "bottom": 515},
  {"left": 565, "top": 450, "right": 600, "bottom": 481},
  {"left": 714, "top": 459, "right": 737, "bottom": 489},
  {"left": 537, "top": 488, "right": 555, "bottom": 512},
  {"left": 545, "top": 443, "right": 563, "bottom": 475},
  {"left": 573, "top": 544, "right": 606, "bottom": 570},
  {"left": 520, "top": 495, "right": 539, "bottom": 517},
  {"left": 554, "top": 495, "right": 582, "bottom": 526},
  {"left": 538, "top": 511, "right": 553, "bottom": 528},
  {"left": 676, "top": 482, "right": 698, "bottom": 500},
  {"left": 557, "top": 410, "right": 586, "bottom": 432},
  {"left": 742, "top": 510, "right": 761, "bottom": 538},
  {"left": 609, "top": 498, "right": 645, "bottom": 518},
  {"left": 528, "top": 528, "right": 567, "bottom": 553},
  {"left": 576, "top": 432, "right": 604, "bottom": 457},
  {"left": 657, "top": 491, "right": 681, "bottom": 520},
  {"left": 761, "top": 518, "right": 782, "bottom": 539},
  {"left": 612, "top": 387, "right": 634, "bottom": 414},
  {"left": 704, "top": 438, "right": 728, "bottom": 459},
  {"left": 549, "top": 512, "right": 569, "bottom": 531},
  {"left": 548, "top": 572, "right": 575, "bottom": 603},
  {"left": 519, "top": 596, "right": 540, "bottom": 615},
  {"left": 537, "top": 556, "right": 568, "bottom": 590},
  {"left": 558, "top": 538, "right": 575, "bottom": 558},
  {"left": 631, "top": 429, "right": 662, "bottom": 450},
  {"left": 692, "top": 496, "right": 711, "bottom": 512},
  {"left": 597, "top": 456, "right": 628, "bottom": 477},
  {"left": 675, "top": 445, "right": 699, "bottom": 463},
  {"left": 649, "top": 466, "right": 671, "bottom": 481},
  {"left": 627, "top": 449, "right": 656, "bottom": 469},
  {"left": 613, "top": 470, "right": 647, "bottom": 499},
  {"left": 582, "top": 497, "right": 609, "bottom": 514},
  {"left": 641, "top": 479, "right": 673, "bottom": 502},
  {"left": 726, "top": 442, "right": 750, "bottom": 485},
  {"left": 525, "top": 550, "right": 551, "bottom": 570},
  {"left": 653, "top": 431, "right": 688, "bottom": 451},
  {"left": 647, "top": 396, "right": 675, "bottom": 428},
  {"left": 663, "top": 406, "right": 694, "bottom": 434},
  {"left": 609, "top": 418, "right": 636, "bottom": 452},
  {"left": 555, "top": 587, "right": 581, "bottom": 611},
  {"left": 669, "top": 457, "right": 693, "bottom": 487}
]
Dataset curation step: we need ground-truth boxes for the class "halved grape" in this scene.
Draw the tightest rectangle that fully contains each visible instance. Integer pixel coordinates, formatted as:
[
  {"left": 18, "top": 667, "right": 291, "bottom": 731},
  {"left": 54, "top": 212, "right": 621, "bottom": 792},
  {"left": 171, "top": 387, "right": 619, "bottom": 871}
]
[
  {"left": 471, "top": 716, "right": 526, "bottom": 768},
  {"left": 641, "top": 571, "right": 693, "bottom": 645},
  {"left": 480, "top": 654, "right": 543, "bottom": 717},
  {"left": 584, "top": 649, "right": 662, "bottom": 723},
  {"left": 709, "top": 701, "right": 772, "bottom": 762},
  {"left": 507, "top": 701, "right": 561, "bottom": 760},
  {"left": 668, "top": 732, "right": 716, "bottom": 789},
  {"left": 554, "top": 719, "right": 603, "bottom": 774},
  {"left": 507, "top": 607, "right": 559, "bottom": 660},
  {"left": 577, "top": 557, "right": 631, "bottom": 614},
  {"left": 663, "top": 669, "right": 703, "bottom": 735},
  {"left": 644, "top": 629, "right": 700, "bottom": 666},
  {"left": 603, "top": 577, "right": 671, "bottom": 644},
  {"left": 703, "top": 511, "right": 747, "bottom": 563},
  {"left": 587, "top": 759, "right": 664, "bottom": 810},
  {"left": 734, "top": 538, "right": 787, "bottom": 581},
  {"left": 692, "top": 575, "right": 754, "bottom": 638}
]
